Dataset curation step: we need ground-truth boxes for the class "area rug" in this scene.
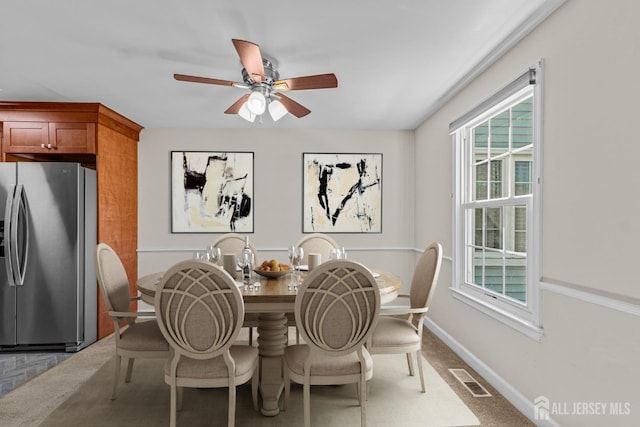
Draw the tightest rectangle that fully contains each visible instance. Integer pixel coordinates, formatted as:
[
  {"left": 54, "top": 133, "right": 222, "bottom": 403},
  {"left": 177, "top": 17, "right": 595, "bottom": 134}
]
[{"left": 40, "top": 351, "right": 479, "bottom": 427}]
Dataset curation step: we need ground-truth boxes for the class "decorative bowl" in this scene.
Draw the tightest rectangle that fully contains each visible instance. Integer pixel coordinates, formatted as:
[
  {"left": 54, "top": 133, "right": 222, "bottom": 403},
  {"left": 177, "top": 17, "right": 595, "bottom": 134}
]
[{"left": 253, "top": 268, "right": 291, "bottom": 279}]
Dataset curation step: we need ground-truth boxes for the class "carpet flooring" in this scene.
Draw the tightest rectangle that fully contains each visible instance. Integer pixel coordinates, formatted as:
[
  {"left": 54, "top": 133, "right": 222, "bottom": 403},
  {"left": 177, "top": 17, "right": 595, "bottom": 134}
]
[
  {"left": 40, "top": 351, "right": 479, "bottom": 427},
  {"left": 0, "top": 327, "right": 534, "bottom": 426}
]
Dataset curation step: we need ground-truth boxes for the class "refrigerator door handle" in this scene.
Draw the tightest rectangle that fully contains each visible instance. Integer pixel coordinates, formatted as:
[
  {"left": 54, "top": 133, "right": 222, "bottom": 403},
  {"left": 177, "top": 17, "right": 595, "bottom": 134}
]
[
  {"left": 15, "top": 184, "right": 29, "bottom": 286},
  {"left": 2, "top": 185, "right": 16, "bottom": 287},
  {"left": 4, "top": 185, "right": 16, "bottom": 287},
  {"left": 8, "top": 184, "right": 28, "bottom": 287}
]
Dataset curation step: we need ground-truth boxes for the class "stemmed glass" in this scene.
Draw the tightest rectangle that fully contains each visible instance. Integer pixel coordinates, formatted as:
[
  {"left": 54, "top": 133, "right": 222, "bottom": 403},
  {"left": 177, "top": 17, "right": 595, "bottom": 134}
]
[
  {"left": 289, "top": 246, "right": 304, "bottom": 290},
  {"left": 237, "top": 251, "right": 255, "bottom": 290},
  {"left": 330, "top": 247, "right": 347, "bottom": 260},
  {"left": 288, "top": 245, "right": 296, "bottom": 270},
  {"left": 206, "top": 245, "right": 221, "bottom": 265}
]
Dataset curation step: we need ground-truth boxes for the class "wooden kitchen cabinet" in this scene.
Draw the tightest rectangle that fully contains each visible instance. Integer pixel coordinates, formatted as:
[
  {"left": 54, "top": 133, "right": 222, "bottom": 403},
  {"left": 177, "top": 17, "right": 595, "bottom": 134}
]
[
  {"left": 0, "top": 101, "right": 142, "bottom": 340},
  {"left": 3, "top": 120, "right": 96, "bottom": 155}
]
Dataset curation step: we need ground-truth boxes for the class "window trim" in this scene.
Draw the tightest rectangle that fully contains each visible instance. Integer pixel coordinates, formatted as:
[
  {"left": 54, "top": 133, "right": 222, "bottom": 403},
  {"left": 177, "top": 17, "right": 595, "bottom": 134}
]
[{"left": 450, "top": 61, "right": 544, "bottom": 341}]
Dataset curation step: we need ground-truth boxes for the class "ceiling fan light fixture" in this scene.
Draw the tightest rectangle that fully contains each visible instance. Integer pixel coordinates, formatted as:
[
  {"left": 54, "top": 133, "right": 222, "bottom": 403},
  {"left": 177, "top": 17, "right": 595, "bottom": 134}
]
[
  {"left": 238, "top": 102, "right": 256, "bottom": 122},
  {"left": 268, "top": 99, "right": 288, "bottom": 122},
  {"left": 247, "top": 90, "right": 267, "bottom": 115},
  {"left": 174, "top": 39, "right": 338, "bottom": 122}
]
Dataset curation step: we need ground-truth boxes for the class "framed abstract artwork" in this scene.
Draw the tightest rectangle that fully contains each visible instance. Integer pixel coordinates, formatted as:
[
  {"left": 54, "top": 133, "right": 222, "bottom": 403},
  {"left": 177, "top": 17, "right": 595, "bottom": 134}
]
[
  {"left": 303, "top": 153, "right": 382, "bottom": 233},
  {"left": 171, "top": 151, "right": 254, "bottom": 233}
]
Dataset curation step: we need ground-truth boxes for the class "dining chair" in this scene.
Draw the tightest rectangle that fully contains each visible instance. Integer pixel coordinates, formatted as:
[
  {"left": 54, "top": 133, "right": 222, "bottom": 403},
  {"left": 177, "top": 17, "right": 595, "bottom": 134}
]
[
  {"left": 211, "top": 233, "right": 259, "bottom": 264},
  {"left": 211, "top": 233, "right": 261, "bottom": 345},
  {"left": 291, "top": 233, "right": 342, "bottom": 344},
  {"left": 295, "top": 233, "right": 340, "bottom": 265},
  {"left": 95, "top": 243, "right": 169, "bottom": 400},
  {"left": 154, "top": 260, "right": 259, "bottom": 427},
  {"left": 367, "top": 242, "right": 442, "bottom": 393},
  {"left": 283, "top": 259, "right": 380, "bottom": 427}
]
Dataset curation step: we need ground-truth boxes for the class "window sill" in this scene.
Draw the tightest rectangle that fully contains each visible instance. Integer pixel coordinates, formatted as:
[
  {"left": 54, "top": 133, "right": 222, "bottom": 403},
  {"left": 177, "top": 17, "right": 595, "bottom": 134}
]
[{"left": 450, "top": 287, "right": 544, "bottom": 341}]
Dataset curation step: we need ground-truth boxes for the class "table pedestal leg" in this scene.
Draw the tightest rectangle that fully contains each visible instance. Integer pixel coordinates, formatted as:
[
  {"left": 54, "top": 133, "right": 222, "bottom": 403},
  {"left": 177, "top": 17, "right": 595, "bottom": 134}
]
[{"left": 256, "top": 312, "right": 288, "bottom": 416}]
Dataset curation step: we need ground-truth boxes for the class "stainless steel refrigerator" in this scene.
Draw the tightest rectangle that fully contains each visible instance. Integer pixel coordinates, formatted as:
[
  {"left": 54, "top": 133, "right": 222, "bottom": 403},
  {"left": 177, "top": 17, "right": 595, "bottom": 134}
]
[{"left": 0, "top": 162, "right": 96, "bottom": 352}]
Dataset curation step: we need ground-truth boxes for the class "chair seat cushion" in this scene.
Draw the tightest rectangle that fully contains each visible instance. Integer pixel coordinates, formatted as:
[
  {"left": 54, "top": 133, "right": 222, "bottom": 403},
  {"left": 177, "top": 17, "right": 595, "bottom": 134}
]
[
  {"left": 166, "top": 345, "right": 258, "bottom": 379},
  {"left": 370, "top": 316, "right": 420, "bottom": 348},
  {"left": 119, "top": 319, "right": 169, "bottom": 352},
  {"left": 283, "top": 344, "right": 373, "bottom": 377}
]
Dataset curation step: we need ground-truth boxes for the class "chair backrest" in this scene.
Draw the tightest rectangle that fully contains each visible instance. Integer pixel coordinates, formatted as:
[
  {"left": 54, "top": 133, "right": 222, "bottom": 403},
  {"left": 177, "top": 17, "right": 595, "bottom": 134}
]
[
  {"left": 155, "top": 260, "right": 244, "bottom": 360},
  {"left": 211, "top": 233, "right": 259, "bottom": 264},
  {"left": 296, "top": 233, "right": 340, "bottom": 264},
  {"left": 295, "top": 260, "right": 380, "bottom": 357},
  {"left": 409, "top": 242, "right": 443, "bottom": 309},
  {"left": 95, "top": 243, "right": 131, "bottom": 315}
]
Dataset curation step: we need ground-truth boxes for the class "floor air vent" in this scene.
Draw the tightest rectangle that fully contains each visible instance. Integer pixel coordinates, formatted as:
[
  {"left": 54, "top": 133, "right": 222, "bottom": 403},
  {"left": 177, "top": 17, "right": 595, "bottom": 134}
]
[{"left": 448, "top": 368, "right": 492, "bottom": 397}]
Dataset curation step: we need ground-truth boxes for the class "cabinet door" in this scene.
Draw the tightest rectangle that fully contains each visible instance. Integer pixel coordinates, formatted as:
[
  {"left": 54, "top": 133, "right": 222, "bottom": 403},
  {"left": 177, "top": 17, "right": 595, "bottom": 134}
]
[
  {"left": 2, "top": 121, "right": 49, "bottom": 152},
  {"left": 49, "top": 122, "right": 96, "bottom": 154},
  {"left": 2, "top": 121, "right": 95, "bottom": 154}
]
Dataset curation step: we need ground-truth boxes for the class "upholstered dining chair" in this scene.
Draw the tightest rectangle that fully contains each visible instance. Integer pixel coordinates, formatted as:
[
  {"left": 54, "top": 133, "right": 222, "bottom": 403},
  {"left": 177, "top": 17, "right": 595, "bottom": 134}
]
[
  {"left": 95, "top": 243, "right": 169, "bottom": 400},
  {"left": 291, "top": 233, "right": 341, "bottom": 344},
  {"left": 367, "top": 242, "right": 442, "bottom": 393},
  {"left": 295, "top": 233, "right": 340, "bottom": 265},
  {"left": 211, "top": 233, "right": 259, "bottom": 265},
  {"left": 283, "top": 260, "right": 381, "bottom": 427},
  {"left": 154, "top": 260, "right": 259, "bottom": 427},
  {"left": 211, "top": 233, "right": 260, "bottom": 345}
]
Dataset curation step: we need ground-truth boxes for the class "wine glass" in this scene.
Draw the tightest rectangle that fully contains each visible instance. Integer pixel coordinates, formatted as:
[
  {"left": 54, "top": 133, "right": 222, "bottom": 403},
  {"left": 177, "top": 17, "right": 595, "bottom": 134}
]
[
  {"left": 292, "top": 246, "right": 304, "bottom": 284},
  {"left": 237, "top": 251, "right": 255, "bottom": 290},
  {"left": 288, "top": 245, "right": 296, "bottom": 270},
  {"left": 206, "top": 245, "right": 221, "bottom": 265},
  {"left": 330, "top": 247, "right": 347, "bottom": 260},
  {"left": 193, "top": 250, "right": 206, "bottom": 261}
]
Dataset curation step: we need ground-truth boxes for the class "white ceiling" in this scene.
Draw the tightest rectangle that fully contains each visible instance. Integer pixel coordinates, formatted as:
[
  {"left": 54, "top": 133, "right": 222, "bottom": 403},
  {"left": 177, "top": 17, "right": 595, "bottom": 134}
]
[{"left": 0, "top": 0, "right": 557, "bottom": 130}]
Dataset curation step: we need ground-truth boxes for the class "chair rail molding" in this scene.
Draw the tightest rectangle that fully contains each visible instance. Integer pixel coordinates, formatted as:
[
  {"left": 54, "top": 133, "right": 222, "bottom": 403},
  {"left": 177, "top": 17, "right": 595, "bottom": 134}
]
[
  {"left": 137, "top": 246, "right": 419, "bottom": 253},
  {"left": 540, "top": 278, "right": 640, "bottom": 317},
  {"left": 441, "top": 253, "right": 639, "bottom": 317}
]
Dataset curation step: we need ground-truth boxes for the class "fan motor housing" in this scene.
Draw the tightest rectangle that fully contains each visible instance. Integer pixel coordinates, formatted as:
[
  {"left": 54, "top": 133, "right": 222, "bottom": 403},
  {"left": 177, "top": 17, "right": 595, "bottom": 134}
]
[{"left": 242, "top": 58, "right": 279, "bottom": 86}]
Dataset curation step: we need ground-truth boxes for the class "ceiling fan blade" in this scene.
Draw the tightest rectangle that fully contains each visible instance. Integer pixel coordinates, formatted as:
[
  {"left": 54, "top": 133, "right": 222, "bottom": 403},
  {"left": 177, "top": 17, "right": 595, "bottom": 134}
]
[
  {"left": 232, "top": 39, "right": 265, "bottom": 83},
  {"left": 224, "top": 94, "right": 250, "bottom": 114},
  {"left": 277, "top": 94, "right": 311, "bottom": 118},
  {"left": 174, "top": 73, "right": 238, "bottom": 87},
  {"left": 274, "top": 73, "right": 338, "bottom": 91}
]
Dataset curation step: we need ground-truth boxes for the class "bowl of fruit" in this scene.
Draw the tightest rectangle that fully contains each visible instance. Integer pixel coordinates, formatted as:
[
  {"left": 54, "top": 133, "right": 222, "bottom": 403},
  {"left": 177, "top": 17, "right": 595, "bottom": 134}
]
[{"left": 254, "top": 259, "right": 292, "bottom": 278}]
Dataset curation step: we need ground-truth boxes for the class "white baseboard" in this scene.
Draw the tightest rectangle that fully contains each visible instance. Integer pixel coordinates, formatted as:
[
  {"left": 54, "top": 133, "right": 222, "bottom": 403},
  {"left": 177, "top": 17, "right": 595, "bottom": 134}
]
[{"left": 423, "top": 317, "right": 562, "bottom": 427}]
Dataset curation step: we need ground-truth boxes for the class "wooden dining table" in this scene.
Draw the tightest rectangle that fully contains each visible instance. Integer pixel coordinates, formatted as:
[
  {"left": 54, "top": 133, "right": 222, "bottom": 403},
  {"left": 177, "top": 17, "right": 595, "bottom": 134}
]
[{"left": 137, "top": 267, "right": 401, "bottom": 417}]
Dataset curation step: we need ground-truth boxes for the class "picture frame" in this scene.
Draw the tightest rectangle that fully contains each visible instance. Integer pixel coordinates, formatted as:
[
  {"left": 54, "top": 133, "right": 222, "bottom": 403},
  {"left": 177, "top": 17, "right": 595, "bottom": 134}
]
[
  {"left": 171, "top": 151, "right": 254, "bottom": 233},
  {"left": 303, "top": 152, "right": 382, "bottom": 233}
]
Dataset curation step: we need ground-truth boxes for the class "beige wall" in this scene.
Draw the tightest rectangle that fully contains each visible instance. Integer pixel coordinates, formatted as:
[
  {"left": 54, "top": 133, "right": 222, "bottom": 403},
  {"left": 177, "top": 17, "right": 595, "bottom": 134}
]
[
  {"left": 416, "top": 0, "right": 640, "bottom": 426},
  {"left": 137, "top": 1, "right": 640, "bottom": 425},
  {"left": 138, "top": 128, "right": 417, "bottom": 290}
]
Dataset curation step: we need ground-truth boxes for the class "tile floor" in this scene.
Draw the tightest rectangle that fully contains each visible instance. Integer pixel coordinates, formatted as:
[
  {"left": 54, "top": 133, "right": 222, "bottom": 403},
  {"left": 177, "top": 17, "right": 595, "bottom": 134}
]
[{"left": 0, "top": 351, "right": 71, "bottom": 397}]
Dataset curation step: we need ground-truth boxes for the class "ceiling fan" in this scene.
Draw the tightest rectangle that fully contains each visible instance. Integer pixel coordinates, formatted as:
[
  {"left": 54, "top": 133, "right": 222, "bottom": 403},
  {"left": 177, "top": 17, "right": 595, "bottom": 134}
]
[{"left": 174, "top": 39, "right": 338, "bottom": 122}]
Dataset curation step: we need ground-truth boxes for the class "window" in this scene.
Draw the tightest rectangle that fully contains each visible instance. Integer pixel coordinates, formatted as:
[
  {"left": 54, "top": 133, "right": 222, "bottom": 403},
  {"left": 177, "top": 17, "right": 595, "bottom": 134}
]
[{"left": 450, "top": 62, "right": 543, "bottom": 340}]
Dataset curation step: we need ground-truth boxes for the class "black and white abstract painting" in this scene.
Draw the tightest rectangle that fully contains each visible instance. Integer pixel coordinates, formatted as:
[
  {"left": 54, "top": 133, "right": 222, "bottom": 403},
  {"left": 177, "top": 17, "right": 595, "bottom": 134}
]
[
  {"left": 303, "top": 153, "right": 382, "bottom": 233},
  {"left": 171, "top": 151, "right": 254, "bottom": 233}
]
